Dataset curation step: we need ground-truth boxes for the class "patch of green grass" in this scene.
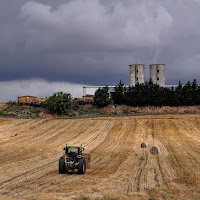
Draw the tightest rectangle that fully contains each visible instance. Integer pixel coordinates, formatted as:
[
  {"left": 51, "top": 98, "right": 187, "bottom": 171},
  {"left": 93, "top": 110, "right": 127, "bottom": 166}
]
[
  {"left": 0, "top": 111, "right": 16, "bottom": 117},
  {"left": 31, "top": 109, "right": 40, "bottom": 113},
  {"left": 139, "top": 156, "right": 145, "bottom": 166},
  {"left": 78, "top": 105, "right": 107, "bottom": 117},
  {"left": 194, "top": 192, "right": 200, "bottom": 200},
  {"left": 164, "top": 189, "right": 177, "bottom": 200},
  {"left": 0, "top": 111, "right": 7, "bottom": 116},
  {"left": 80, "top": 196, "right": 90, "bottom": 200}
]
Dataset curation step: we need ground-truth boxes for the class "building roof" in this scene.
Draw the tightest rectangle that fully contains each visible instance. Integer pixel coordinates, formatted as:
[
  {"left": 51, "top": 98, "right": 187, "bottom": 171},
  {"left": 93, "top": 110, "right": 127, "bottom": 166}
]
[{"left": 18, "top": 96, "right": 37, "bottom": 98}]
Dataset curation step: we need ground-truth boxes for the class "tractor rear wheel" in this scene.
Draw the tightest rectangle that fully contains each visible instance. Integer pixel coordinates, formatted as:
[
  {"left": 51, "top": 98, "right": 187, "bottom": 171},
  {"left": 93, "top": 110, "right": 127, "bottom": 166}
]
[
  {"left": 78, "top": 158, "right": 86, "bottom": 174},
  {"left": 59, "top": 157, "right": 67, "bottom": 174}
]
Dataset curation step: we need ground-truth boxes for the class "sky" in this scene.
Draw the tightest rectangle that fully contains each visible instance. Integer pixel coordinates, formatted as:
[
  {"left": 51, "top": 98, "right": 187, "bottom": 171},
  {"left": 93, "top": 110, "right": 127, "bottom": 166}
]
[{"left": 1, "top": 0, "right": 200, "bottom": 101}]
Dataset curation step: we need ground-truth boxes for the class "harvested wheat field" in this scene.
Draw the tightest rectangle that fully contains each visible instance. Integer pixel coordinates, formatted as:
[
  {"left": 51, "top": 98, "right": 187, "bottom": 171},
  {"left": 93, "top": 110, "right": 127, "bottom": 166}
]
[{"left": 0, "top": 115, "right": 200, "bottom": 200}]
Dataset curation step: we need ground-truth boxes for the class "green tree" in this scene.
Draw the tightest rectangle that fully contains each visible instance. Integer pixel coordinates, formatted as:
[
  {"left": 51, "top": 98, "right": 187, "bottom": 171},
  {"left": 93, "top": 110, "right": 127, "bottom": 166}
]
[
  {"left": 169, "top": 86, "right": 175, "bottom": 106},
  {"left": 124, "top": 80, "right": 171, "bottom": 106},
  {"left": 134, "top": 83, "right": 147, "bottom": 106},
  {"left": 191, "top": 79, "right": 198, "bottom": 105},
  {"left": 182, "top": 81, "right": 192, "bottom": 105},
  {"left": 94, "top": 86, "right": 110, "bottom": 107},
  {"left": 158, "top": 87, "right": 171, "bottom": 106},
  {"left": 147, "top": 80, "right": 161, "bottom": 106},
  {"left": 112, "top": 80, "right": 126, "bottom": 104},
  {"left": 173, "top": 81, "right": 183, "bottom": 106},
  {"left": 196, "top": 81, "right": 200, "bottom": 105},
  {"left": 113, "top": 79, "right": 200, "bottom": 107},
  {"left": 45, "top": 92, "right": 71, "bottom": 115},
  {"left": 124, "top": 86, "right": 135, "bottom": 106}
]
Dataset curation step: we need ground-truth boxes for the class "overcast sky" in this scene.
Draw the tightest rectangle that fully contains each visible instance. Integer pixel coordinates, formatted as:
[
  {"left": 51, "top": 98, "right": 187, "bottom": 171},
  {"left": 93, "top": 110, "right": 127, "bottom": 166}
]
[{"left": 1, "top": 0, "right": 200, "bottom": 101}]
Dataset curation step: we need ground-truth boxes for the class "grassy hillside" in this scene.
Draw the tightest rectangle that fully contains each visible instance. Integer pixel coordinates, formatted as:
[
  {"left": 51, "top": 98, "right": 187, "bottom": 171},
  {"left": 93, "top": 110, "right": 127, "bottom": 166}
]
[
  {"left": 1, "top": 104, "right": 200, "bottom": 118},
  {"left": 0, "top": 102, "right": 7, "bottom": 111},
  {"left": 0, "top": 115, "right": 200, "bottom": 199},
  {"left": 0, "top": 104, "right": 49, "bottom": 118}
]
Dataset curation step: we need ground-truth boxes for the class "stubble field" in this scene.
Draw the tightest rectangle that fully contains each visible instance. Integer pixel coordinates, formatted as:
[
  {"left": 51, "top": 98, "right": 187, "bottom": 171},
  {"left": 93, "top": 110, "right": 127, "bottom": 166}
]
[{"left": 0, "top": 115, "right": 200, "bottom": 200}]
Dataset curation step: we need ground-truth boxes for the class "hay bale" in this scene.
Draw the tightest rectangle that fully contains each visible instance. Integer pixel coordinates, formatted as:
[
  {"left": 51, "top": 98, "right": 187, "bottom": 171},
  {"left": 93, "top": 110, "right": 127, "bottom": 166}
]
[
  {"left": 141, "top": 142, "right": 147, "bottom": 148},
  {"left": 150, "top": 146, "right": 159, "bottom": 155}
]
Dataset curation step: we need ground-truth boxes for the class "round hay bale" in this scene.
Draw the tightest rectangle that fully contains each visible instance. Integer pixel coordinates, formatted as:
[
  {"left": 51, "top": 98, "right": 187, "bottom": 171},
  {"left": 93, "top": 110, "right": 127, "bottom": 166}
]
[
  {"left": 141, "top": 142, "right": 147, "bottom": 148},
  {"left": 150, "top": 146, "right": 159, "bottom": 155}
]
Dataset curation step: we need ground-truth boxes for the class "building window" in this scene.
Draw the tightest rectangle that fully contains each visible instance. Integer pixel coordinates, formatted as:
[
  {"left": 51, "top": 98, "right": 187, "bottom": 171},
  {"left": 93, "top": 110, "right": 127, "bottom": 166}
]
[
  {"left": 157, "top": 77, "right": 159, "bottom": 81},
  {"left": 136, "top": 70, "right": 138, "bottom": 73},
  {"left": 137, "top": 77, "right": 138, "bottom": 81},
  {"left": 157, "top": 70, "right": 159, "bottom": 73}
]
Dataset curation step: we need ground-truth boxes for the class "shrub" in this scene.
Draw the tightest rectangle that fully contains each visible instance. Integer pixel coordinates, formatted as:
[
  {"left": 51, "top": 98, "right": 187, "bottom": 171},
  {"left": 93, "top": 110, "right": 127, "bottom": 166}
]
[
  {"left": 45, "top": 92, "right": 71, "bottom": 115},
  {"left": 94, "top": 86, "right": 110, "bottom": 107}
]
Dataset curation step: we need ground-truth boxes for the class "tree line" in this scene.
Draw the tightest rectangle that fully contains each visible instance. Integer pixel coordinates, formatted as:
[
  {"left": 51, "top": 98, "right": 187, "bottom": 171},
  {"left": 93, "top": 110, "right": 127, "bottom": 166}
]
[
  {"left": 44, "top": 79, "right": 200, "bottom": 115},
  {"left": 94, "top": 79, "right": 200, "bottom": 107}
]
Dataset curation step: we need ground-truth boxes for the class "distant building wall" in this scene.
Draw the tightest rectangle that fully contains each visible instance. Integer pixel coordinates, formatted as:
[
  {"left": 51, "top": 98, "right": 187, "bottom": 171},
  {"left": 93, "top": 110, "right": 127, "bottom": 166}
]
[
  {"left": 77, "top": 94, "right": 94, "bottom": 103},
  {"left": 18, "top": 96, "right": 37, "bottom": 104},
  {"left": 129, "top": 64, "right": 145, "bottom": 86},
  {"left": 37, "top": 97, "right": 46, "bottom": 102},
  {"left": 150, "top": 64, "right": 165, "bottom": 86}
]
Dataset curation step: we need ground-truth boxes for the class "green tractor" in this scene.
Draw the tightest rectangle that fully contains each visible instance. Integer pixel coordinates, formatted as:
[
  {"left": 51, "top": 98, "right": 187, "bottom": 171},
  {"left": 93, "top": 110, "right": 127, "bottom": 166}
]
[{"left": 59, "top": 145, "right": 86, "bottom": 174}]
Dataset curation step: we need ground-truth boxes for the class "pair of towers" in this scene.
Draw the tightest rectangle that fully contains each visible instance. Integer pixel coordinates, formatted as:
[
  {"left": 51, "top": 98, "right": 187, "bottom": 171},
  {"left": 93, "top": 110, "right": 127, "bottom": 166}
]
[{"left": 129, "top": 64, "right": 165, "bottom": 86}]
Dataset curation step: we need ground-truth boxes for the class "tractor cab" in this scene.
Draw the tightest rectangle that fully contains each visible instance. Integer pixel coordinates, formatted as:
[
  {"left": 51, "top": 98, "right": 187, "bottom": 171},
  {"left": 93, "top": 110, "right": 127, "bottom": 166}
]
[{"left": 64, "top": 146, "right": 84, "bottom": 157}]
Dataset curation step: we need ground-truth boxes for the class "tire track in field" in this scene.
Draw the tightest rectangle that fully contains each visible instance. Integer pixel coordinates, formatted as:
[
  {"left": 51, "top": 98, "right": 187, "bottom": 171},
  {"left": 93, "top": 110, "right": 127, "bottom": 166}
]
[
  {"left": 135, "top": 151, "right": 148, "bottom": 192},
  {"left": 158, "top": 119, "right": 198, "bottom": 189},
  {"left": 121, "top": 119, "right": 151, "bottom": 193},
  {"left": 89, "top": 120, "right": 128, "bottom": 176},
  {"left": 133, "top": 119, "right": 169, "bottom": 200},
  {"left": 0, "top": 159, "right": 57, "bottom": 187}
]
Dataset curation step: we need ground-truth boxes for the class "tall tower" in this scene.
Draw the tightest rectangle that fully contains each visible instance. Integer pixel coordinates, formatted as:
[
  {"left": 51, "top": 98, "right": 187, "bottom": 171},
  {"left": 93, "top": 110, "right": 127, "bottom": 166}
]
[
  {"left": 129, "top": 64, "right": 145, "bottom": 86},
  {"left": 150, "top": 64, "right": 165, "bottom": 86}
]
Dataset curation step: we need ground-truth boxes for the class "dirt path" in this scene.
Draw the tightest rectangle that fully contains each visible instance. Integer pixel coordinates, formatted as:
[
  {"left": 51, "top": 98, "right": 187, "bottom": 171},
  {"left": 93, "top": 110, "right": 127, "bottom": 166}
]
[{"left": 0, "top": 115, "right": 200, "bottom": 200}]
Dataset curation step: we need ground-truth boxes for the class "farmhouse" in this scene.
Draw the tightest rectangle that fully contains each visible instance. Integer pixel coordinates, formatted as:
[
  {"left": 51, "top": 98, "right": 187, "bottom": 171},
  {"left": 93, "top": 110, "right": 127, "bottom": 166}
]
[
  {"left": 18, "top": 96, "right": 46, "bottom": 104},
  {"left": 18, "top": 96, "right": 37, "bottom": 104}
]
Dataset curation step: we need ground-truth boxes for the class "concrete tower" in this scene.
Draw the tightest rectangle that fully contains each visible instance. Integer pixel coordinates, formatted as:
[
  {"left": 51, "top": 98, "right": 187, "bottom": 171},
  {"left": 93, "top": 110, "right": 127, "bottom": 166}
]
[
  {"left": 129, "top": 64, "right": 145, "bottom": 86},
  {"left": 150, "top": 64, "right": 165, "bottom": 86}
]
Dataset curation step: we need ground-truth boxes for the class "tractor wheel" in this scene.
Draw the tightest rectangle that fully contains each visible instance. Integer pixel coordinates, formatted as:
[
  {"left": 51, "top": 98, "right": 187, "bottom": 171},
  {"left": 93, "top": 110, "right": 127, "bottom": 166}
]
[
  {"left": 59, "top": 157, "right": 67, "bottom": 174},
  {"left": 78, "top": 158, "right": 86, "bottom": 174}
]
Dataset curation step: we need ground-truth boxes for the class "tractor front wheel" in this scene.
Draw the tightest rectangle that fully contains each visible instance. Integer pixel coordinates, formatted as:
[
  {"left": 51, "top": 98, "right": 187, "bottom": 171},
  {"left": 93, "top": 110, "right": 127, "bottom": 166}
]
[
  {"left": 78, "top": 158, "right": 86, "bottom": 174},
  {"left": 59, "top": 157, "right": 67, "bottom": 174}
]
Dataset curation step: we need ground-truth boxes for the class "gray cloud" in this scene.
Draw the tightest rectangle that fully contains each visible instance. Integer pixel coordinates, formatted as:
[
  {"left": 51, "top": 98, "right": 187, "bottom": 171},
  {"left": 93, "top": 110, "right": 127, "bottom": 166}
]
[
  {"left": 0, "top": 79, "right": 96, "bottom": 102},
  {"left": 0, "top": 0, "right": 200, "bottom": 100},
  {"left": 20, "top": 0, "right": 172, "bottom": 49}
]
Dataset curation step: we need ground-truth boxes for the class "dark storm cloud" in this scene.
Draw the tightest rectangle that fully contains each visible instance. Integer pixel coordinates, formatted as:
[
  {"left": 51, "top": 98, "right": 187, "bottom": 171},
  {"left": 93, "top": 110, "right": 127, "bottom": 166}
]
[
  {"left": 0, "top": 0, "right": 172, "bottom": 83},
  {"left": 0, "top": 0, "right": 200, "bottom": 101}
]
